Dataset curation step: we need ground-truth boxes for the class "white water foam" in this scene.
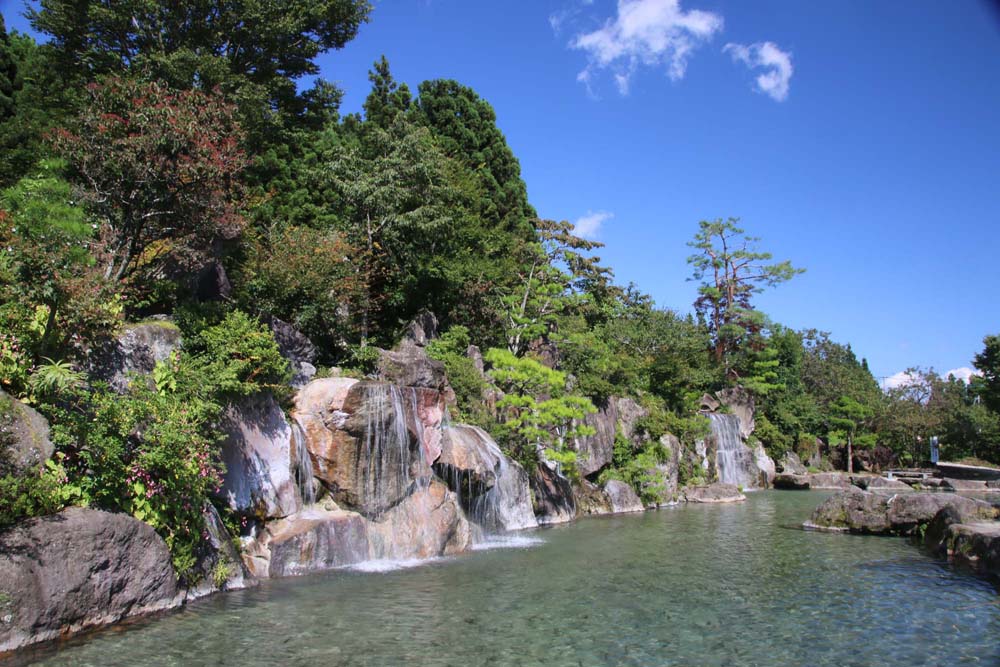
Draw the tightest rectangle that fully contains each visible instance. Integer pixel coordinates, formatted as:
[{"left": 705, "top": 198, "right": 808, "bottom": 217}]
[
  {"left": 345, "top": 557, "right": 445, "bottom": 573},
  {"left": 470, "top": 535, "right": 545, "bottom": 551}
]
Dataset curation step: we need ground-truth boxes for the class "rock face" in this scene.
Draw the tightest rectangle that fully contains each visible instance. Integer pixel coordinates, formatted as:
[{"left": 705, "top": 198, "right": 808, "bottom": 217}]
[
  {"left": 0, "top": 508, "right": 180, "bottom": 653},
  {"left": 244, "top": 508, "right": 370, "bottom": 579},
  {"left": 368, "top": 480, "right": 471, "bottom": 559},
  {"left": 264, "top": 316, "right": 318, "bottom": 389},
  {"left": 603, "top": 480, "right": 644, "bottom": 513},
  {"left": 435, "top": 424, "right": 537, "bottom": 532},
  {"left": 218, "top": 392, "right": 301, "bottom": 520},
  {"left": 773, "top": 473, "right": 810, "bottom": 490},
  {"left": 377, "top": 339, "right": 449, "bottom": 392},
  {"left": 777, "top": 452, "right": 808, "bottom": 475},
  {"left": 754, "top": 442, "right": 776, "bottom": 487},
  {"left": 0, "top": 390, "right": 53, "bottom": 476},
  {"left": 88, "top": 320, "right": 182, "bottom": 393},
  {"left": 866, "top": 476, "right": 914, "bottom": 492},
  {"left": 573, "top": 396, "right": 648, "bottom": 478},
  {"left": 924, "top": 507, "right": 1000, "bottom": 576},
  {"left": 683, "top": 483, "right": 746, "bottom": 503},
  {"left": 805, "top": 488, "right": 997, "bottom": 535},
  {"left": 531, "top": 462, "right": 576, "bottom": 524},
  {"left": 293, "top": 378, "right": 443, "bottom": 517},
  {"left": 574, "top": 480, "right": 612, "bottom": 516},
  {"left": 184, "top": 504, "right": 250, "bottom": 599},
  {"left": 807, "top": 472, "right": 853, "bottom": 489},
  {"left": 716, "top": 387, "right": 755, "bottom": 440}
]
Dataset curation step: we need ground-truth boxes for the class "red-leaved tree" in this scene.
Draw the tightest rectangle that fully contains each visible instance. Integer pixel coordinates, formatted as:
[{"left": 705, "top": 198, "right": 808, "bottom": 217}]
[{"left": 51, "top": 77, "right": 247, "bottom": 282}]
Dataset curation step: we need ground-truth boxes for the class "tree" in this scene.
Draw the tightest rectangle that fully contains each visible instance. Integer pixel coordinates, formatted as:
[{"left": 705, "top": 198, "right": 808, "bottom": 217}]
[
  {"left": 51, "top": 77, "right": 247, "bottom": 283},
  {"left": 363, "top": 56, "right": 412, "bottom": 129},
  {"left": 973, "top": 334, "right": 1000, "bottom": 413},
  {"left": 30, "top": 0, "right": 372, "bottom": 143},
  {"left": 687, "top": 218, "right": 803, "bottom": 377},
  {"left": 0, "top": 15, "right": 18, "bottom": 121},
  {"left": 500, "top": 219, "right": 610, "bottom": 356},
  {"left": 829, "top": 395, "right": 874, "bottom": 473},
  {"left": 484, "top": 348, "right": 596, "bottom": 475}
]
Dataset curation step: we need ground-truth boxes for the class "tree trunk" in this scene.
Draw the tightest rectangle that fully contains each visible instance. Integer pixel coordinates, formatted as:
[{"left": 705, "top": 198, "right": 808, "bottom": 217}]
[{"left": 847, "top": 434, "right": 854, "bottom": 474}]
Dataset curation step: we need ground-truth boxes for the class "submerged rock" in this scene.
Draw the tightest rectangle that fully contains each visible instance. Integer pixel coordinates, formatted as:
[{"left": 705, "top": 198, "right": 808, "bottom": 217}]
[
  {"left": 0, "top": 508, "right": 180, "bottom": 653},
  {"left": 0, "top": 389, "right": 53, "bottom": 477},
  {"left": 683, "top": 483, "right": 746, "bottom": 503}
]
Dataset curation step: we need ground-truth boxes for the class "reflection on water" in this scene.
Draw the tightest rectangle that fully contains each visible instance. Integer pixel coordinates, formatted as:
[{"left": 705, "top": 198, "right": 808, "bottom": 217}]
[{"left": 8, "top": 492, "right": 1000, "bottom": 667}]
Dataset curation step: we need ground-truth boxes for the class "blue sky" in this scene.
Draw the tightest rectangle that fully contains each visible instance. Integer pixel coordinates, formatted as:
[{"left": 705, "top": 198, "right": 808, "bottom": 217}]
[{"left": 4, "top": 0, "right": 999, "bottom": 384}]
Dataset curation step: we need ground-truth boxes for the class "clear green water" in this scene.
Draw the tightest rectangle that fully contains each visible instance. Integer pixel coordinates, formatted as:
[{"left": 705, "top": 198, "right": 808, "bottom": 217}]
[{"left": 9, "top": 491, "right": 1000, "bottom": 667}]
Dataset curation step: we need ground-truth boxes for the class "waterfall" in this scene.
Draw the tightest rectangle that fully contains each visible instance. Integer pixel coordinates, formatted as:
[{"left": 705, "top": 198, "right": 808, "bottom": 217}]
[
  {"left": 709, "top": 413, "right": 758, "bottom": 488},
  {"left": 360, "top": 383, "right": 419, "bottom": 518},
  {"left": 290, "top": 419, "right": 316, "bottom": 508}
]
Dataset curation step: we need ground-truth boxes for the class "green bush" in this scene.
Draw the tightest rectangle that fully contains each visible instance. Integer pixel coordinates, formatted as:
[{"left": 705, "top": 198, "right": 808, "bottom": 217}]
[{"left": 426, "top": 326, "right": 490, "bottom": 427}]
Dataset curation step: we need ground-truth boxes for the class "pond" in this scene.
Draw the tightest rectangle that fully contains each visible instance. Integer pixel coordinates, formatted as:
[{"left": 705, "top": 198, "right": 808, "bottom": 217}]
[{"left": 9, "top": 491, "right": 1000, "bottom": 666}]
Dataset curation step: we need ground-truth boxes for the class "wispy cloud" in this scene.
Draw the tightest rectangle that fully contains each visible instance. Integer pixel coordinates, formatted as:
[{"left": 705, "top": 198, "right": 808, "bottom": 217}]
[
  {"left": 567, "top": 0, "right": 723, "bottom": 96},
  {"left": 943, "top": 367, "right": 980, "bottom": 384},
  {"left": 574, "top": 210, "right": 613, "bottom": 239},
  {"left": 723, "top": 41, "right": 794, "bottom": 102},
  {"left": 882, "top": 367, "right": 981, "bottom": 391}
]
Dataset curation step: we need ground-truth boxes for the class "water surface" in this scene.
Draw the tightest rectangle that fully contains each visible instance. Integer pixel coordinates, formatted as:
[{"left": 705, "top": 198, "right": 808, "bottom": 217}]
[{"left": 10, "top": 491, "right": 1000, "bottom": 666}]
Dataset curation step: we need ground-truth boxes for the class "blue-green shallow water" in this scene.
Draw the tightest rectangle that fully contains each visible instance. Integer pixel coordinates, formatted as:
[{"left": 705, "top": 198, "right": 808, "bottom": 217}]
[{"left": 8, "top": 491, "right": 1000, "bottom": 667}]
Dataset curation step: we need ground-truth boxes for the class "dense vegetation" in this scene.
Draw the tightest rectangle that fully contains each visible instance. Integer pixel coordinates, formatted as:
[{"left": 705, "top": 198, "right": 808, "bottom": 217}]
[{"left": 1, "top": 4, "right": 998, "bottom": 574}]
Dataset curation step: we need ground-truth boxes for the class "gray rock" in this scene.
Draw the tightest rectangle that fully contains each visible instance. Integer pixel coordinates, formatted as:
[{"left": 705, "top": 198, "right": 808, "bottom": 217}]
[
  {"left": 531, "top": 462, "right": 576, "bottom": 524},
  {"left": 805, "top": 488, "right": 997, "bottom": 535},
  {"left": 264, "top": 315, "right": 318, "bottom": 389},
  {"left": 683, "top": 482, "right": 746, "bottom": 503},
  {"left": 574, "top": 479, "right": 612, "bottom": 516},
  {"left": 603, "top": 480, "right": 644, "bottom": 513},
  {"left": 941, "top": 478, "right": 990, "bottom": 492},
  {"left": 0, "top": 507, "right": 180, "bottom": 653},
  {"left": 773, "top": 473, "right": 810, "bottom": 490},
  {"left": 867, "top": 476, "right": 915, "bottom": 492},
  {"left": 435, "top": 424, "right": 537, "bottom": 532},
  {"left": 377, "top": 339, "right": 448, "bottom": 391},
  {"left": 0, "top": 390, "right": 53, "bottom": 477},
  {"left": 195, "top": 259, "right": 232, "bottom": 302},
  {"left": 573, "top": 396, "right": 648, "bottom": 478},
  {"left": 778, "top": 451, "right": 808, "bottom": 475},
  {"left": 184, "top": 504, "right": 251, "bottom": 599},
  {"left": 244, "top": 509, "right": 370, "bottom": 579},
  {"left": 754, "top": 442, "right": 776, "bottom": 487},
  {"left": 403, "top": 310, "right": 438, "bottom": 346},
  {"left": 807, "top": 472, "right": 853, "bottom": 489},
  {"left": 218, "top": 392, "right": 301, "bottom": 520},
  {"left": 88, "top": 321, "right": 182, "bottom": 393}
]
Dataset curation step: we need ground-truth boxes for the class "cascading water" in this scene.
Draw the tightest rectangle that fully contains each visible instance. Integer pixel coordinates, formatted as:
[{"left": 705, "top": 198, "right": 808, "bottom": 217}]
[
  {"left": 709, "top": 413, "right": 758, "bottom": 488},
  {"left": 290, "top": 420, "right": 316, "bottom": 507},
  {"left": 359, "top": 383, "right": 423, "bottom": 518}
]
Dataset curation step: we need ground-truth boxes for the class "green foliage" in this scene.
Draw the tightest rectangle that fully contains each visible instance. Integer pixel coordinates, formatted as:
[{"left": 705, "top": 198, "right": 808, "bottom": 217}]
[
  {"left": 973, "top": 334, "right": 1000, "bottom": 413},
  {"left": 0, "top": 463, "right": 67, "bottom": 532},
  {"left": 190, "top": 311, "right": 291, "bottom": 398},
  {"left": 426, "top": 326, "right": 490, "bottom": 427},
  {"left": 484, "top": 348, "right": 596, "bottom": 472}
]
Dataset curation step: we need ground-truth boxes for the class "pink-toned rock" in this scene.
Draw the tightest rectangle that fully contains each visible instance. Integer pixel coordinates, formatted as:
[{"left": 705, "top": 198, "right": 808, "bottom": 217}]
[
  {"left": 243, "top": 508, "right": 370, "bottom": 578},
  {"left": 369, "top": 480, "right": 471, "bottom": 559}
]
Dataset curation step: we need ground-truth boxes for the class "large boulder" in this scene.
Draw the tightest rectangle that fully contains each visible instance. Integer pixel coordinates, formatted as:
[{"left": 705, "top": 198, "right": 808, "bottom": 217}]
[
  {"left": 87, "top": 320, "right": 182, "bottom": 393},
  {"left": 754, "top": 442, "right": 776, "bottom": 487},
  {"left": 531, "top": 462, "right": 576, "bottom": 524},
  {"left": 218, "top": 392, "right": 301, "bottom": 520},
  {"left": 264, "top": 316, "right": 318, "bottom": 389},
  {"left": 243, "top": 507, "right": 370, "bottom": 579},
  {"left": 293, "top": 378, "right": 444, "bottom": 517},
  {"left": 184, "top": 504, "right": 251, "bottom": 599},
  {"left": 773, "top": 473, "right": 810, "bottom": 490},
  {"left": 866, "top": 476, "right": 914, "bottom": 492},
  {"left": 434, "top": 424, "right": 536, "bottom": 532},
  {"left": 603, "top": 480, "right": 644, "bottom": 513},
  {"left": 574, "top": 479, "right": 612, "bottom": 516},
  {"left": 807, "top": 472, "right": 853, "bottom": 489},
  {"left": 377, "top": 339, "right": 448, "bottom": 392},
  {"left": 0, "top": 508, "right": 180, "bottom": 653},
  {"left": 0, "top": 390, "right": 53, "bottom": 476},
  {"left": 683, "top": 482, "right": 746, "bottom": 503},
  {"left": 368, "top": 480, "right": 471, "bottom": 560},
  {"left": 805, "top": 488, "right": 997, "bottom": 535},
  {"left": 777, "top": 451, "right": 808, "bottom": 475}
]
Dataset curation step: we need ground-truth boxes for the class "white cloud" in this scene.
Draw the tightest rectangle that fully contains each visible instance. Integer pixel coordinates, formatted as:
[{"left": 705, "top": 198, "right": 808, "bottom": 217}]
[
  {"left": 724, "top": 41, "right": 793, "bottom": 102},
  {"left": 569, "top": 0, "right": 723, "bottom": 95},
  {"left": 883, "top": 370, "right": 922, "bottom": 391},
  {"left": 943, "top": 367, "right": 980, "bottom": 384},
  {"left": 574, "top": 210, "right": 613, "bottom": 239}
]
